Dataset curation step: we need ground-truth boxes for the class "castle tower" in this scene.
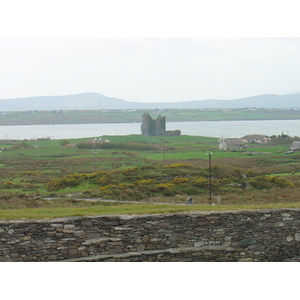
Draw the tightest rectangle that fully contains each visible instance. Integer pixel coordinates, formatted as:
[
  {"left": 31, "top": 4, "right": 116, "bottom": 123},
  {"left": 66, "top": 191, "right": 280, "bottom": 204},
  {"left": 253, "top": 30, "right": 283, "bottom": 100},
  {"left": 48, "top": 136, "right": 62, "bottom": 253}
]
[{"left": 141, "top": 113, "right": 180, "bottom": 136}]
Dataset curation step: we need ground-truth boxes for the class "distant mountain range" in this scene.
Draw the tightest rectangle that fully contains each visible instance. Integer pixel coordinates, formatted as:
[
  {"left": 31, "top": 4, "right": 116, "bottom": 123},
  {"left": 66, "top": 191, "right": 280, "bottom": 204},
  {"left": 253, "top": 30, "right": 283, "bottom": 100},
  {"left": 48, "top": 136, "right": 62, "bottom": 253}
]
[{"left": 0, "top": 92, "right": 300, "bottom": 111}]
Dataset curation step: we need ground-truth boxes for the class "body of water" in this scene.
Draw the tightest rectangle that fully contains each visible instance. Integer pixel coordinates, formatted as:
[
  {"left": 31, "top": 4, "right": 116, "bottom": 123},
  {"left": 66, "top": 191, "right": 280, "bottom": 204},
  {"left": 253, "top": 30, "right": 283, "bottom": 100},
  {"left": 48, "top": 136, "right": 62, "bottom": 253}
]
[{"left": 1, "top": 119, "right": 300, "bottom": 140}]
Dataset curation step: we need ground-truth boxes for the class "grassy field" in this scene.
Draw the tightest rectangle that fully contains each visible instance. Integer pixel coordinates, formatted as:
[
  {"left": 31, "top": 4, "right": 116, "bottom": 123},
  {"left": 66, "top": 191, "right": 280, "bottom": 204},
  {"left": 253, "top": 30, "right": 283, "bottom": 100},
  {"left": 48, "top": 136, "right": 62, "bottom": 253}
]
[
  {"left": 0, "top": 134, "right": 300, "bottom": 219},
  {"left": 1, "top": 200, "right": 300, "bottom": 220},
  {"left": 1, "top": 108, "right": 300, "bottom": 125}
]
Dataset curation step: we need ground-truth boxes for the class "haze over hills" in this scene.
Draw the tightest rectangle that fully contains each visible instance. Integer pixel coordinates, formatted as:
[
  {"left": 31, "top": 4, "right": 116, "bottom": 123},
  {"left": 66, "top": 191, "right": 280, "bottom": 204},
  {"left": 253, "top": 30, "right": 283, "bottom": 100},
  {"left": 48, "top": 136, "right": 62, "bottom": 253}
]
[{"left": 0, "top": 92, "right": 300, "bottom": 111}]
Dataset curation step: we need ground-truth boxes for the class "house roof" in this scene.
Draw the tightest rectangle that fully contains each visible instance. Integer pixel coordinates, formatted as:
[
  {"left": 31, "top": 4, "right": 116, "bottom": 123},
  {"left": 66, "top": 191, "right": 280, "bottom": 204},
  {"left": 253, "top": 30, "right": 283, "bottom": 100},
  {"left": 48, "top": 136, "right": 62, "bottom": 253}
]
[
  {"left": 240, "top": 134, "right": 268, "bottom": 140},
  {"left": 223, "top": 138, "right": 244, "bottom": 145}
]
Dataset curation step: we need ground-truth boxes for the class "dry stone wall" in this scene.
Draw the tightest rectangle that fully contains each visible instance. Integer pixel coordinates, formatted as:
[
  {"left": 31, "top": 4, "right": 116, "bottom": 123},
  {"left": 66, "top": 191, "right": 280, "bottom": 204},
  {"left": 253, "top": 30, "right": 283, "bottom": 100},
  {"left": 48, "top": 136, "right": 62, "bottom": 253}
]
[{"left": 1, "top": 208, "right": 300, "bottom": 262}]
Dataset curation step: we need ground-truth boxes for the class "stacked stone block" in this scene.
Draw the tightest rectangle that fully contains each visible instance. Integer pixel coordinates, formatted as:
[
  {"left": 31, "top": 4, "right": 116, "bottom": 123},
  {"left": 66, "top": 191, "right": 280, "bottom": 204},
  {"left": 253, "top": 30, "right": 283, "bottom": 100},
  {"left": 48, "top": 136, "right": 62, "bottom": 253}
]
[{"left": 0, "top": 209, "right": 300, "bottom": 262}]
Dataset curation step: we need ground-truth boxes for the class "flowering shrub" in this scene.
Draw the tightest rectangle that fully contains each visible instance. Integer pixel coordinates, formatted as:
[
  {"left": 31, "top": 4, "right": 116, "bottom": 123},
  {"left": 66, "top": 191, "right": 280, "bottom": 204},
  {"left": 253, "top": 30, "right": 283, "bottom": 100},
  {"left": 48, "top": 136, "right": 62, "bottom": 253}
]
[
  {"left": 44, "top": 158, "right": 294, "bottom": 200},
  {"left": 119, "top": 183, "right": 134, "bottom": 189},
  {"left": 191, "top": 176, "right": 208, "bottom": 188},
  {"left": 86, "top": 171, "right": 107, "bottom": 179},
  {"left": 211, "top": 179, "right": 223, "bottom": 190},
  {"left": 46, "top": 178, "right": 64, "bottom": 191},
  {"left": 164, "top": 163, "right": 195, "bottom": 169},
  {"left": 122, "top": 167, "right": 138, "bottom": 175},
  {"left": 110, "top": 151, "right": 120, "bottom": 154},
  {"left": 150, "top": 183, "right": 174, "bottom": 192},
  {"left": 47, "top": 173, "right": 86, "bottom": 191},
  {"left": 268, "top": 176, "right": 294, "bottom": 188},
  {"left": 134, "top": 179, "right": 157, "bottom": 186},
  {"left": 170, "top": 177, "right": 190, "bottom": 185},
  {"left": 98, "top": 176, "right": 110, "bottom": 185},
  {"left": 99, "top": 184, "right": 119, "bottom": 191},
  {"left": 123, "top": 151, "right": 134, "bottom": 156},
  {"left": 249, "top": 176, "right": 294, "bottom": 189},
  {"left": 4, "top": 181, "right": 16, "bottom": 189}
]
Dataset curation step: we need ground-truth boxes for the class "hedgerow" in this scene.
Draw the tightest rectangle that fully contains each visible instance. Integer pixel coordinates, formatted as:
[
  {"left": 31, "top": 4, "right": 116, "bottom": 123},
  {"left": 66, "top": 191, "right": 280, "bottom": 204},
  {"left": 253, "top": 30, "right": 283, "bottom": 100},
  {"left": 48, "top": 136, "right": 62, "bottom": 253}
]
[{"left": 76, "top": 141, "right": 174, "bottom": 151}]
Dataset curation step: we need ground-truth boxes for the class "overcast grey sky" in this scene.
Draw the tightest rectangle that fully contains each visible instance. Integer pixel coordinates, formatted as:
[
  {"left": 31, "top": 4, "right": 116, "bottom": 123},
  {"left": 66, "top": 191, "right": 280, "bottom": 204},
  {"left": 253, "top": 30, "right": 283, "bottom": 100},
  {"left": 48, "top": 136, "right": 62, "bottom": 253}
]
[{"left": 1, "top": 2, "right": 300, "bottom": 103}]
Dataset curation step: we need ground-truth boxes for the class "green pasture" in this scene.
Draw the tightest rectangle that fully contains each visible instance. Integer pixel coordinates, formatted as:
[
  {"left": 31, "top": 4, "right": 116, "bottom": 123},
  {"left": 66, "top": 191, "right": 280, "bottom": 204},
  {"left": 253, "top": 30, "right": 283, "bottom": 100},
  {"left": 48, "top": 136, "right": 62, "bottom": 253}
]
[
  {"left": 267, "top": 172, "right": 300, "bottom": 177},
  {"left": 102, "top": 134, "right": 218, "bottom": 144},
  {"left": 0, "top": 134, "right": 220, "bottom": 161},
  {"left": 247, "top": 145, "right": 288, "bottom": 153},
  {"left": 0, "top": 135, "right": 295, "bottom": 173},
  {"left": 1, "top": 133, "right": 300, "bottom": 219}
]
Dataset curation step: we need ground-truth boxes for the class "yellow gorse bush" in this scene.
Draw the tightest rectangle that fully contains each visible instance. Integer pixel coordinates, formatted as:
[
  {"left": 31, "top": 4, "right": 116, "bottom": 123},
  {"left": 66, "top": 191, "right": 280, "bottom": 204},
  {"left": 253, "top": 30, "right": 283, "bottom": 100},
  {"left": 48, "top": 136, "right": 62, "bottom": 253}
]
[
  {"left": 249, "top": 175, "right": 294, "bottom": 189},
  {"left": 122, "top": 167, "right": 138, "bottom": 175},
  {"left": 164, "top": 163, "right": 195, "bottom": 169},
  {"left": 268, "top": 176, "right": 294, "bottom": 188},
  {"left": 47, "top": 173, "right": 87, "bottom": 191},
  {"left": 153, "top": 183, "right": 174, "bottom": 191},
  {"left": 4, "top": 181, "right": 16, "bottom": 189},
  {"left": 191, "top": 176, "right": 209, "bottom": 187},
  {"left": 99, "top": 183, "right": 134, "bottom": 191},
  {"left": 134, "top": 179, "right": 157, "bottom": 186},
  {"left": 99, "top": 184, "right": 119, "bottom": 191},
  {"left": 97, "top": 176, "right": 110, "bottom": 185},
  {"left": 170, "top": 177, "right": 190, "bottom": 184},
  {"left": 46, "top": 178, "right": 61, "bottom": 191}
]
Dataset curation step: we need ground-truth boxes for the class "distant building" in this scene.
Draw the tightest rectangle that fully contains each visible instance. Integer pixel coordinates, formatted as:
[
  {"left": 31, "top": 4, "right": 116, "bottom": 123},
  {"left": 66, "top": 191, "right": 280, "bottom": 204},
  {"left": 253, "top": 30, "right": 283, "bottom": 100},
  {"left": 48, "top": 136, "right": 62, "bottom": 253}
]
[
  {"left": 219, "top": 138, "right": 245, "bottom": 150},
  {"left": 290, "top": 141, "right": 300, "bottom": 151},
  {"left": 240, "top": 134, "right": 270, "bottom": 144},
  {"left": 65, "top": 144, "right": 77, "bottom": 148},
  {"left": 141, "top": 113, "right": 181, "bottom": 136},
  {"left": 86, "top": 138, "right": 110, "bottom": 144}
]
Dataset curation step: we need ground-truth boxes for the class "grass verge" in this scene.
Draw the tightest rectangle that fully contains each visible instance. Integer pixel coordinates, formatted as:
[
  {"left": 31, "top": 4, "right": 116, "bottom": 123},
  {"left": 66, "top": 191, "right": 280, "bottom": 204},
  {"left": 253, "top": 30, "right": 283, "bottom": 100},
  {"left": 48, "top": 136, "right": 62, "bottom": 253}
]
[{"left": 1, "top": 201, "right": 299, "bottom": 220}]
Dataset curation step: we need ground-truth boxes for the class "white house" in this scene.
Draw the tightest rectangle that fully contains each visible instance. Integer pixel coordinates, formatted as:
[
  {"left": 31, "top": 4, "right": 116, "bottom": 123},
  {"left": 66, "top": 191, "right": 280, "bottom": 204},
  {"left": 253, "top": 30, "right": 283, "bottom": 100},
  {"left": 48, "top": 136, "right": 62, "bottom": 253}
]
[
  {"left": 219, "top": 138, "right": 245, "bottom": 150},
  {"left": 290, "top": 141, "right": 300, "bottom": 151},
  {"left": 240, "top": 134, "right": 270, "bottom": 144},
  {"left": 86, "top": 138, "right": 110, "bottom": 144}
]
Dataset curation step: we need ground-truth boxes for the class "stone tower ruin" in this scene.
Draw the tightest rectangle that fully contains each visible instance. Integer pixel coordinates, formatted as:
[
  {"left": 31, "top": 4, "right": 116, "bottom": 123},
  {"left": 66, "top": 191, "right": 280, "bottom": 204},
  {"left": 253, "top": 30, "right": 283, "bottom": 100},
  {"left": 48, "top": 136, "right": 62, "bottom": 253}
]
[{"left": 141, "top": 113, "right": 181, "bottom": 136}]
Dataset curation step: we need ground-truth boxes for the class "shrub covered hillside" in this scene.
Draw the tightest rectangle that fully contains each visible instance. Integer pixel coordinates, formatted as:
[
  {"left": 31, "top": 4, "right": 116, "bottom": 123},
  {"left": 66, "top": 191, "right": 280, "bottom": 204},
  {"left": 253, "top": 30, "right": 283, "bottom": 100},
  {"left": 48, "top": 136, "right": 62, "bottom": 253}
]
[{"left": 46, "top": 163, "right": 294, "bottom": 201}]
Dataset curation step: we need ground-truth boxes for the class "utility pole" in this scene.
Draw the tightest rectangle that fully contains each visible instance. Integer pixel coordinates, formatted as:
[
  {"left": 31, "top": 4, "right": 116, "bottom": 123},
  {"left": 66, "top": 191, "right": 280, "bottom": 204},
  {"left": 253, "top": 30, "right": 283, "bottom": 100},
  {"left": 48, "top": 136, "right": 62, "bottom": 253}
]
[
  {"left": 161, "top": 148, "right": 166, "bottom": 161},
  {"left": 92, "top": 149, "right": 99, "bottom": 172},
  {"left": 206, "top": 152, "right": 213, "bottom": 205}
]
